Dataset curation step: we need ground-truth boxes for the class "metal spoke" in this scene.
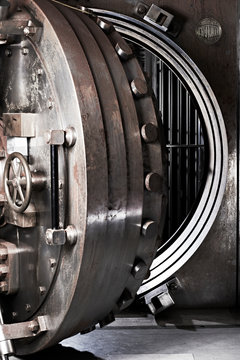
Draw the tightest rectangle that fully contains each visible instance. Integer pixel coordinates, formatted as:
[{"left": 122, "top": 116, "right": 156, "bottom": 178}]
[
  {"left": 13, "top": 188, "right": 17, "bottom": 203},
  {"left": 17, "top": 185, "right": 25, "bottom": 203}
]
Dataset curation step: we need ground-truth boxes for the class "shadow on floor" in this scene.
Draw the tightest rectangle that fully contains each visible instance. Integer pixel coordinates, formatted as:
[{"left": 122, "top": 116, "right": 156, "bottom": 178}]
[{"left": 18, "top": 344, "right": 104, "bottom": 360}]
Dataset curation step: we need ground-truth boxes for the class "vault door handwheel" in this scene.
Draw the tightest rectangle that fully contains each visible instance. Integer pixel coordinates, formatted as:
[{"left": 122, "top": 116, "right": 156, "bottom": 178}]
[{"left": 4, "top": 152, "right": 32, "bottom": 213}]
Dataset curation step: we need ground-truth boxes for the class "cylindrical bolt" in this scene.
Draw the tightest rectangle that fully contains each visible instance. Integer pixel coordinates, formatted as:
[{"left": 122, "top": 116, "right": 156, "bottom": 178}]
[
  {"left": 145, "top": 172, "right": 163, "bottom": 192},
  {"left": 115, "top": 41, "right": 133, "bottom": 60},
  {"left": 65, "top": 225, "right": 78, "bottom": 245},
  {"left": 65, "top": 127, "right": 77, "bottom": 147},
  {"left": 142, "top": 220, "right": 158, "bottom": 239},
  {"left": 21, "top": 47, "right": 29, "bottom": 55},
  {"left": 96, "top": 18, "right": 113, "bottom": 33},
  {"left": 0, "top": 281, "right": 8, "bottom": 293},
  {"left": 131, "top": 259, "right": 148, "bottom": 280},
  {"left": 137, "top": 4, "right": 147, "bottom": 15},
  {"left": 131, "top": 78, "right": 148, "bottom": 97},
  {"left": 141, "top": 123, "right": 158, "bottom": 143}
]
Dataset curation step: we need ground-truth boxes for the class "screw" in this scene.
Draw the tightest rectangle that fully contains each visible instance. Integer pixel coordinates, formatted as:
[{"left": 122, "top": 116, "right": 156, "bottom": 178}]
[
  {"left": 25, "top": 304, "right": 31, "bottom": 312},
  {"left": 137, "top": 4, "right": 147, "bottom": 15},
  {"left": 21, "top": 47, "right": 29, "bottom": 55},
  {"left": 28, "top": 320, "right": 39, "bottom": 333},
  {"left": 5, "top": 48, "right": 12, "bottom": 57},
  {"left": 49, "top": 258, "right": 56, "bottom": 268}
]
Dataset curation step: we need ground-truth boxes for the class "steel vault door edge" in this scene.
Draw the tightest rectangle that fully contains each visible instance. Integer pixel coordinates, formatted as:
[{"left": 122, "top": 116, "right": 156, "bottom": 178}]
[{"left": 66, "top": 0, "right": 239, "bottom": 308}]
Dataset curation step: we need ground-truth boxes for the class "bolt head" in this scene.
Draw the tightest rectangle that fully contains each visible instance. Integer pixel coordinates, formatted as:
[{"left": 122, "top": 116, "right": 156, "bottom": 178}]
[
  {"left": 28, "top": 320, "right": 39, "bottom": 333},
  {"left": 137, "top": 5, "right": 147, "bottom": 15}
]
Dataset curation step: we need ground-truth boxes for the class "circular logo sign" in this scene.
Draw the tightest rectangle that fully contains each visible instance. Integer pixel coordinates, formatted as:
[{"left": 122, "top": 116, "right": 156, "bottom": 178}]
[{"left": 196, "top": 18, "right": 222, "bottom": 45}]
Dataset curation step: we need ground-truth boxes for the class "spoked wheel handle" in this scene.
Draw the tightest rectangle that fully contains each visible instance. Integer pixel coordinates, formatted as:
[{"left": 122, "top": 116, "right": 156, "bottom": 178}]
[{"left": 3, "top": 152, "right": 32, "bottom": 213}]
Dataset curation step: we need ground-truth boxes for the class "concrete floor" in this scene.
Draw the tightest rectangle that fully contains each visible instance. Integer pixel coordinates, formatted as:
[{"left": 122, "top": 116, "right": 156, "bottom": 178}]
[{"left": 11, "top": 309, "right": 240, "bottom": 360}]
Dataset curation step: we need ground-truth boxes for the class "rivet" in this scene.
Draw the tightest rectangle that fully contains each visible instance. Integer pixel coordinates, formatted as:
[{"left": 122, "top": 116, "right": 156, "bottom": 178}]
[
  {"left": 137, "top": 4, "right": 147, "bottom": 15},
  {"left": 21, "top": 47, "right": 29, "bottom": 55},
  {"left": 145, "top": 172, "right": 163, "bottom": 192},
  {"left": 115, "top": 41, "right": 133, "bottom": 60},
  {"left": 5, "top": 48, "right": 11, "bottom": 57},
  {"left": 141, "top": 123, "right": 158, "bottom": 143},
  {"left": 96, "top": 18, "right": 114, "bottom": 33},
  {"left": 131, "top": 259, "right": 148, "bottom": 280},
  {"left": 131, "top": 78, "right": 148, "bottom": 97},
  {"left": 25, "top": 304, "right": 31, "bottom": 312},
  {"left": 39, "top": 286, "right": 46, "bottom": 296},
  {"left": 142, "top": 220, "right": 158, "bottom": 239}
]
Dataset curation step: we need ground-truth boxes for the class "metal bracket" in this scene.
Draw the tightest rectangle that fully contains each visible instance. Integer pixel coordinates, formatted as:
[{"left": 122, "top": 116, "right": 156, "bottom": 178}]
[
  {"left": 143, "top": 278, "right": 181, "bottom": 314},
  {"left": 0, "top": 316, "right": 48, "bottom": 341},
  {"left": 0, "top": 8, "right": 42, "bottom": 43},
  {"left": 3, "top": 113, "right": 37, "bottom": 138},
  {"left": 143, "top": 4, "right": 174, "bottom": 32}
]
